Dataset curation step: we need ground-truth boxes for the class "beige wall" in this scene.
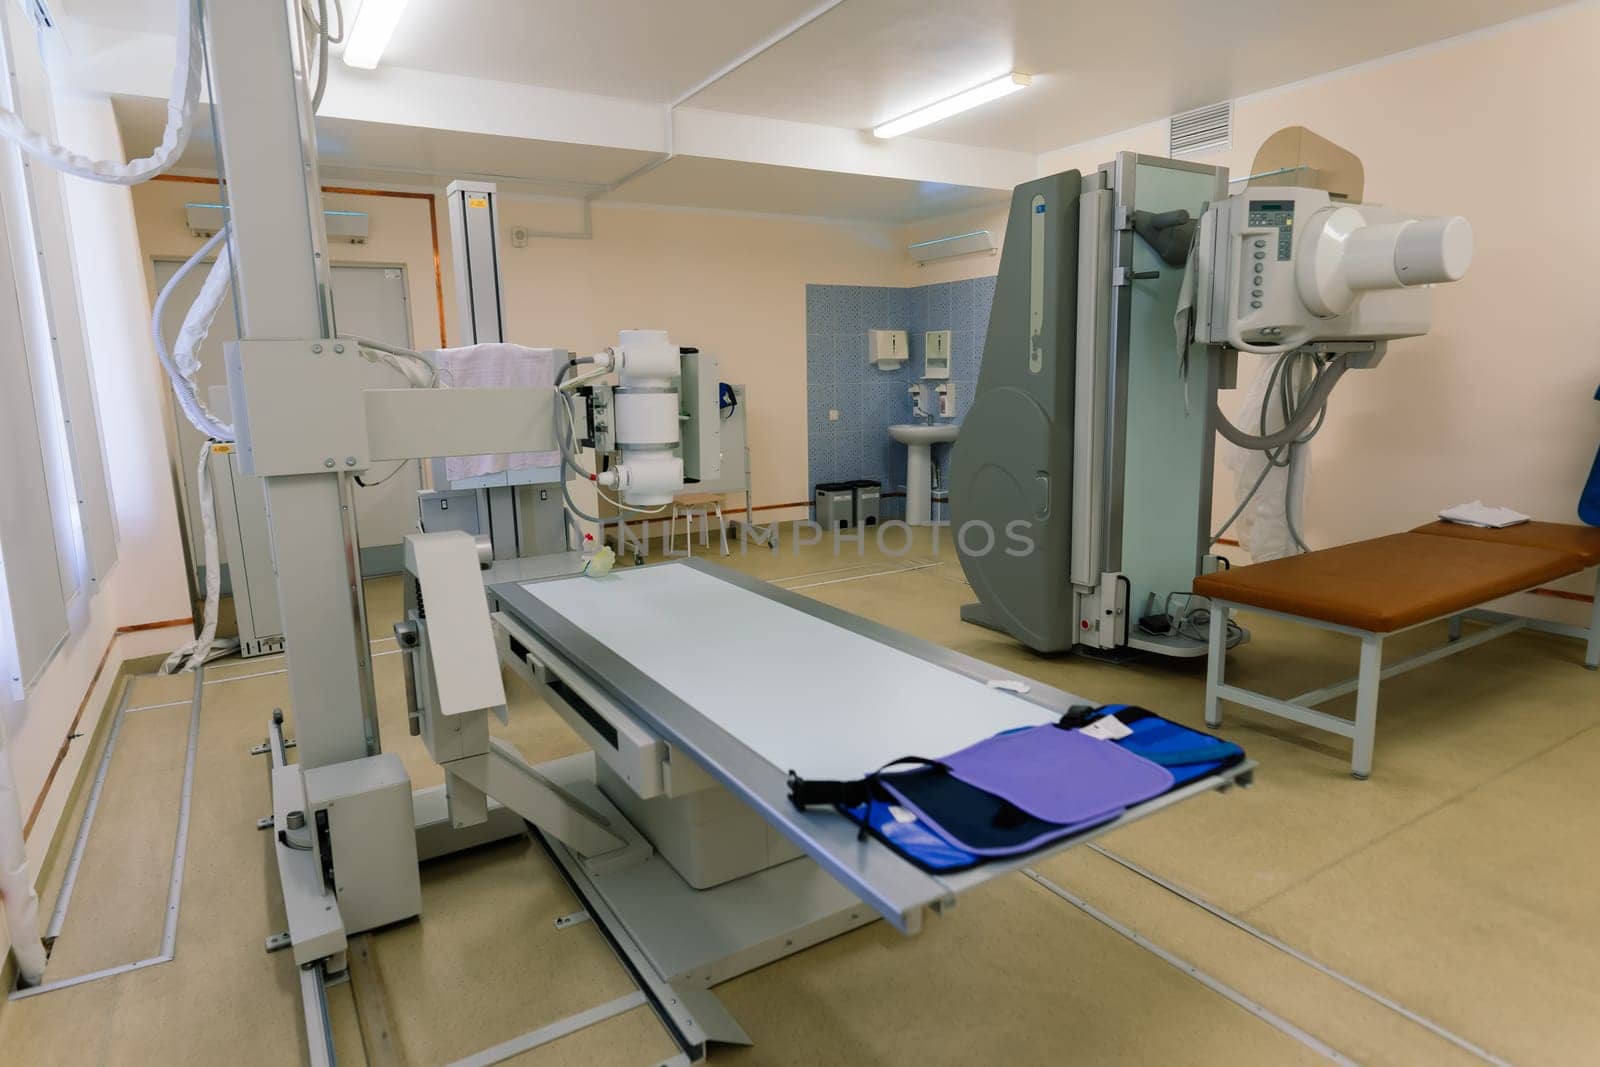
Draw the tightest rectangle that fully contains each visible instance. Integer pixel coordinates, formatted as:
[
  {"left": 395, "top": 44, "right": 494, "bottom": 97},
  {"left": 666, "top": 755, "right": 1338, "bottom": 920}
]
[
  {"left": 130, "top": 179, "right": 450, "bottom": 356},
  {"left": 474, "top": 197, "right": 906, "bottom": 510},
  {"left": 1037, "top": 3, "right": 1600, "bottom": 619},
  {"left": 130, "top": 186, "right": 906, "bottom": 513}
]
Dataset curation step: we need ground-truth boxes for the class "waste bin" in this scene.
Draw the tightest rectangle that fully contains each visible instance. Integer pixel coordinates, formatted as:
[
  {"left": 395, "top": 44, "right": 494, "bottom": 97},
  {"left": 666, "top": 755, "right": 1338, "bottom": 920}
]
[
  {"left": 849, "top": 480, "right": 881, "bottom": 527},
  {"left": 814, "top": 482, "right": 855, "bottom": 530}
]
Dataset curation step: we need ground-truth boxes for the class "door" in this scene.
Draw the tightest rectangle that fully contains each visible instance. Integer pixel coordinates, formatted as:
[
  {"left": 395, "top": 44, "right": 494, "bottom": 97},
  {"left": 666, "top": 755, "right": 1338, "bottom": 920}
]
[{"left": 154, "top": 259, "right": 421, "bottom": 588}]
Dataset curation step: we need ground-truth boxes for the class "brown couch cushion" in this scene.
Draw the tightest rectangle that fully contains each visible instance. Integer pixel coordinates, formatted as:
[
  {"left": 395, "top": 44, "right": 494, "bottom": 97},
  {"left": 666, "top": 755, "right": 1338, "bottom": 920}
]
[
  {"left": 1412, "top": 520, "right": 1600, "bottom": 567},
  {"left": 1193, "top": 532, "right": 1582, "bottom": 632}
]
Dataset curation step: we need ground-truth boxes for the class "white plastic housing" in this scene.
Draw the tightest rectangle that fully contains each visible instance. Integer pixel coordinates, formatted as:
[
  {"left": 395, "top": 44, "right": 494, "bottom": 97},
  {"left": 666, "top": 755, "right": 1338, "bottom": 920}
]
[
  {"left": 1195, "top": 187, "right": 1473, "bottom": 354},
  {"left": 615, "top": 329, "right": 680, "bottom": 387}
]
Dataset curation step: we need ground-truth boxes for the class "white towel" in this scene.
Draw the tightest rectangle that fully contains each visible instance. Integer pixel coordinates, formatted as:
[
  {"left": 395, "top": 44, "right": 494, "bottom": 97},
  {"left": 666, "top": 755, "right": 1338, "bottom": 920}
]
[
  {"left": 435, "top": 343, "right": 563, "bottom": 481},
  {"left": 1438, "top": 500, "right": 1531, "bottom": 528}
]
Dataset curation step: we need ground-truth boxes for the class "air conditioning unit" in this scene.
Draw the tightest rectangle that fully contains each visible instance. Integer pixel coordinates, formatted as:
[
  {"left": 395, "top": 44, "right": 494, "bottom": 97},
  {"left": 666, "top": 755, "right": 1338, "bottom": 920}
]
[
  {"left": 186, "top": 202, "right": 370, "bottom": 243},
  {"left": 907, "top": 229, "right": 996, "bottom": 266}
]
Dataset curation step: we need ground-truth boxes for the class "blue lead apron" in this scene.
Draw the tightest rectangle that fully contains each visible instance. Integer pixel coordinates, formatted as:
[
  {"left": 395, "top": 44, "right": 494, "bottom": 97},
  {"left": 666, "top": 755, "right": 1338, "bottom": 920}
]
[{"left": 789, "top": 705, "right": 1245, "bottom": 873}]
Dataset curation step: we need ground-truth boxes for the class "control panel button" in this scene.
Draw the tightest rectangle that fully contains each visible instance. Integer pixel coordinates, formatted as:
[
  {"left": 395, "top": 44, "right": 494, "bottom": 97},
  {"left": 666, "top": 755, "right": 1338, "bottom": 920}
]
[
  {"left": 1253, "top": 239, "right": 1266, "bottom": 248},
  {"left": 1251, "top": 289, "right": 1263, "bottom": 297},
  {"left": 1250, "top": 300, "right": 1262, "bottom": 309},
  {"left": 1254, "top": 251, "right": 1266, "bottom": 260}
]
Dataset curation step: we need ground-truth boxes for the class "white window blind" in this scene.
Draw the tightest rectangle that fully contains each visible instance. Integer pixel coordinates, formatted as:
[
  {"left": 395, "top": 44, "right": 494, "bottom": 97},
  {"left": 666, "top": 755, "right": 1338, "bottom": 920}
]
[{"left": 0, "top": 6, "right": 119, "bottom": 691}]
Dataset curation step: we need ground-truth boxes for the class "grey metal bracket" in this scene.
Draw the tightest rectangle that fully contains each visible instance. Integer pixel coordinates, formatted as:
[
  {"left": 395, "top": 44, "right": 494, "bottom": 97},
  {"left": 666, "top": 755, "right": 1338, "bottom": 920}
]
[
  {"left": 265, "top": 931, "right": 292, "bottom": 953},
  {"left": 251, "top": 737, "right": 296, "bottom": 756},
  {"left": 554, "top": 910, "right": 591, "bottom": 930},
  {"left": 256, "top": 815, "right": 274, "bottom": 830}
]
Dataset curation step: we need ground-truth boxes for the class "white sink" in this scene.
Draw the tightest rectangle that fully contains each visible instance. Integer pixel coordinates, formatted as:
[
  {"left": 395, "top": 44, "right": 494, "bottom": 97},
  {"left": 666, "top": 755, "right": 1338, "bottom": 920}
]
[
  {"left": 888, "top": 423, "right": 960, "bottom": 525},
  {"left": 888, "top": 423, "right": 961, "bottom": 445}
]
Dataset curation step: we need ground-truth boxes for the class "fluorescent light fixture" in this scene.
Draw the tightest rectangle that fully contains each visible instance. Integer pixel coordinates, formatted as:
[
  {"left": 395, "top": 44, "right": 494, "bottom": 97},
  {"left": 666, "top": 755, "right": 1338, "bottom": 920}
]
[
  {"left": 342, "top": 0, "right": 412, "bottom": 70},
  {"left": 872, "top": 72, "right": 1030, "bottom": 139}
]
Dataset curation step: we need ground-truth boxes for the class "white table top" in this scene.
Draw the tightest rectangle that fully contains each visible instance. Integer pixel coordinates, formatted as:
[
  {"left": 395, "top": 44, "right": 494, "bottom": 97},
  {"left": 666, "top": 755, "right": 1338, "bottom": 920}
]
[{"left": 519, "top": 565, "right": 1055, "bottom": 779}]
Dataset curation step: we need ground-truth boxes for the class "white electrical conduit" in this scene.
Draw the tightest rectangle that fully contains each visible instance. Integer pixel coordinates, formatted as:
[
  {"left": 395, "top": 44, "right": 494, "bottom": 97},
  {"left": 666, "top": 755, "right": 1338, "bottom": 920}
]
[
  {"left": 0, "top": 0, "right": 201, "bottom": 184},
  {"left": 152, "top": 226, "right": 235, "bottom": 442},
  {"left": 162, "top": 441, "right": 239, "bottom": 673},
  {"left": 0, "top": 716, "right": 45, "bottom": 986}
]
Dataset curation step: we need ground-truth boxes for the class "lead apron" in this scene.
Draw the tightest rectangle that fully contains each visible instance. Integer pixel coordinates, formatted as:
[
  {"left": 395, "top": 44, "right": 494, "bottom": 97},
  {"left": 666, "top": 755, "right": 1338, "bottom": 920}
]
[{"left": 877, "top": 727, "right": 1173, "bottom": 859}]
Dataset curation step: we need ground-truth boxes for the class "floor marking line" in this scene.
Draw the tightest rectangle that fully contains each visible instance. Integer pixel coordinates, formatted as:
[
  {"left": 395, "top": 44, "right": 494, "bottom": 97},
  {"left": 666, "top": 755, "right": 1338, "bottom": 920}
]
[
  {"left": 783, "top": 562, "right": 942, "bottom": 590},
  {"left": 9, "top": 954, "right": 173, "bottom": 1000},
  {"left": 1087, "top": 845, "right": 1515, "bottom": 1067},
  {"left": 44, "top": 680, "right": 133, "bottom": 941},
  {"left": 124, "top": 698, "right": 194, "bottom": 714},
  {"left": 1023, "top": 868, "right": 1356, "bottom": 1065},
  {"left": 446, "top": 991, "right": 648, "bottom": 1067}
]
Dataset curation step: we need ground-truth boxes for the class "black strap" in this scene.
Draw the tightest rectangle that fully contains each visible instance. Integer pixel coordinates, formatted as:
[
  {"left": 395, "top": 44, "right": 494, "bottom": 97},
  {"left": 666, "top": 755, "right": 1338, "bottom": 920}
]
[{"left": 787, "top": 756, "right": 948, "bottom": 813}]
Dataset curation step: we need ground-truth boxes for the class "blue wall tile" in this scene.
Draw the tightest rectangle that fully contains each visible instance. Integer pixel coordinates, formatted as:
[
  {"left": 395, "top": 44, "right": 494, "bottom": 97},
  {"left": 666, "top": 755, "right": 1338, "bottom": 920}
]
[{"left": 806, "top": 274, "right": 999, "bottom": 497}]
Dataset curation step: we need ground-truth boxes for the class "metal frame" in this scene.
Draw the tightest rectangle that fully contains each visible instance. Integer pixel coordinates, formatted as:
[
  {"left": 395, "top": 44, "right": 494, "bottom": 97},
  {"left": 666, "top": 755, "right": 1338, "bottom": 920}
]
[
  {"left": 1071, "top": 153, "right": 1231, "bottom": 658},
  {"left": 1204, "top": 567, "right": 1600, "bottom": 779}
]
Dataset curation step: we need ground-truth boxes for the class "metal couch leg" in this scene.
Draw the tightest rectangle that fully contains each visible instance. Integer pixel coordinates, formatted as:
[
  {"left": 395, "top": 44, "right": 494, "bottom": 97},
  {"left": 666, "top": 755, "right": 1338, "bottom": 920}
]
[
  {"left": 1447, "top": 614, "right": 1463, "bottom": 642},
  {"left": 1350, "top": 634, "right": 1383, "bottom": 780},
  {"left": 1204, "top": 606, "right": 1227, "bottom": 729}
]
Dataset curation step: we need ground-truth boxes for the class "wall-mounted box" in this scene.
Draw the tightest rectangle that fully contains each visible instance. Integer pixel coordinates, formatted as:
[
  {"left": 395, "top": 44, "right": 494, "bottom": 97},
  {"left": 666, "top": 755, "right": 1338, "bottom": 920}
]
[
  {"left": 869, "top": 329, "right": 909, "bottom": 370},
  {"left": 923, "top": 330, "right": 951, "bottom": 379},
  {"left": 907, "top": 229, "right": 996, "bottom": 266},
  {"left": 186, "top": 201, "right": 370, "bottom": 243}
]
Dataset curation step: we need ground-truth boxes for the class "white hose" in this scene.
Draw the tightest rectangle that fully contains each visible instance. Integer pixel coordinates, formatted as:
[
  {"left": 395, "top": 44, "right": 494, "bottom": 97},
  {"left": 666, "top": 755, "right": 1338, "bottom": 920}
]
[
  {"left": 0, "top": 0, "right": 201, "bottom": 185},
  {"left": 151, "top": 226, "right": 235, "bottom": 442},
  {"left": 161, "top": 440, "right": 238, "bottom": 673}
]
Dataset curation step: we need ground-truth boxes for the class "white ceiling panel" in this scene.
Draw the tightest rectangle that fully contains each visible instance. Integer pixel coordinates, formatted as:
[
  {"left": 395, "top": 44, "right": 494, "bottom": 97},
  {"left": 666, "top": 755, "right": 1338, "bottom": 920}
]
[
  {"left": 113, "top": 96, "right": 662, "bottom": 193},
  {"left": 687, "top": 0, "right": 1568, "bottom": 152},
  {"left": 604, "top": 155, "right": 1009, "bottom": 223}
]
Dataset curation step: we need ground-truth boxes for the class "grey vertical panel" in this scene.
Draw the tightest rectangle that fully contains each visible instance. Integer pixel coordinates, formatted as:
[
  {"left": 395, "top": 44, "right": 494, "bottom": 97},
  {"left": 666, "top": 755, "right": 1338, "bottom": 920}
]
[
  {"left": 327, "top": 264, "right": 420, "bottom": 554},
  {"left": 949, "top": 171, "right": 1082, "bottom": 652}
]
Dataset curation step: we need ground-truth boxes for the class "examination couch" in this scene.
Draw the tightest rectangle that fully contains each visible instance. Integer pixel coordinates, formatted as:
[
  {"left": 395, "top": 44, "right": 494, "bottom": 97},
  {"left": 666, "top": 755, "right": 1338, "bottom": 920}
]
[{"left": 1193, "top": 521, "right": 1600, "bottom": 778}]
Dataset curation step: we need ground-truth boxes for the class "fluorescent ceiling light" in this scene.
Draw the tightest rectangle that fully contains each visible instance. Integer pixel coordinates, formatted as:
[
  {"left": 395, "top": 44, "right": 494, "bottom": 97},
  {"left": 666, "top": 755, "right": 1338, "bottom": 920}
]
[
  {"left": 342, "top": 0, "right": 412, "bottom": 70},
  {"left": 872, "top": 72, "right": 1031, "bottom": 139}
]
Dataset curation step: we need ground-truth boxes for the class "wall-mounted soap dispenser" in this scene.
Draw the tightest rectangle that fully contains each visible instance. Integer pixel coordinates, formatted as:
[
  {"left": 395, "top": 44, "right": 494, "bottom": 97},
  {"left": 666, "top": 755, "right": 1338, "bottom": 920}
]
[
  {"left": 869, "top": 329, "right": 909, "bottom": 370},
  {"left": 935, "top": 383, "right": 954, "bottom": 419},
  {"left": 908, "top": 382, "right": 928, "bottom": 418},
  {"left": 923, "top": 330, "right": 951, "bottom": 380}
]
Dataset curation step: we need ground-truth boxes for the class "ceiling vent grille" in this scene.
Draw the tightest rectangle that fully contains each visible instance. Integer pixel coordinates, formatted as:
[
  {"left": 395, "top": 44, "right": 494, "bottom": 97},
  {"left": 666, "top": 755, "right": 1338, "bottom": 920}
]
[{"left": 1169, "top": 101, "right": 1232, "bottom": 158}]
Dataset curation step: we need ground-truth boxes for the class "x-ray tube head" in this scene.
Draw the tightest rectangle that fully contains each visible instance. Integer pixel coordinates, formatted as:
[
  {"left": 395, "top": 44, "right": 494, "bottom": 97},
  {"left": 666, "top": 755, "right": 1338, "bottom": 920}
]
[{"left": 1195, "top": 187, "right": 1472, "bottom": 354}]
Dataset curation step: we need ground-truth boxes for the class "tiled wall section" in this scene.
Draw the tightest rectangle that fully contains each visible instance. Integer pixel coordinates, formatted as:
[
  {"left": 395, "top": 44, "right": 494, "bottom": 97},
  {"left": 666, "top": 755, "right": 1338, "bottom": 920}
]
[{"left": 805, "top": 276, "right": 995, "bottom": 520}]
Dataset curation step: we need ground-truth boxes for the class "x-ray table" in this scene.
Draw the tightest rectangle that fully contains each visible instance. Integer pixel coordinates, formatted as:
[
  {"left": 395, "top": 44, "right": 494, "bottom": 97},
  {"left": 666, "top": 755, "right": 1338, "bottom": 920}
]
[{"left": 490, "top": 560, "right": 1253, "bottom": 1057}]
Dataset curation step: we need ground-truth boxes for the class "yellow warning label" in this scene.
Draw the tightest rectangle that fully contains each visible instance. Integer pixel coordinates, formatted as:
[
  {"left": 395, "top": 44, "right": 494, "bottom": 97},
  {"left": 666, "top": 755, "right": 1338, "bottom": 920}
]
[
  {"left": 211, "top": 443, "right": 233, "bottom": 454},
  {"left": 467, "top": 196, "right": 488, "bottom": 209}
]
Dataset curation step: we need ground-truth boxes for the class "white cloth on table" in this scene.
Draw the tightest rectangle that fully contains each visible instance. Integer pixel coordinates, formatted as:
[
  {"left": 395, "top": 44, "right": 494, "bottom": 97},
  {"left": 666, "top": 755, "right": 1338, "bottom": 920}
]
[
  {"left": 435, "top": 343, "right": 562, "bottom": 481},
  {"left": 1438, "top": 500, "right": 1530, "bottom": 528}
]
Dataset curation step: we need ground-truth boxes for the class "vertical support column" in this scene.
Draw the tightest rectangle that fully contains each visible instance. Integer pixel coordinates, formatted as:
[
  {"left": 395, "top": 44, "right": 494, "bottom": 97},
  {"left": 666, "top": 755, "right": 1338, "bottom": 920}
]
[
  {"left": 1204, "top": 604, "right": 1227, "bottom": 728},
  {"left": 203, "top": 0, "right": 375, "bottom": 768},
  {"left": 1350, "top": 633, "right": 1383, "bottom": 780},
  {"left": 1447, "top": 614, "right": 1463, "bottom": 642}
]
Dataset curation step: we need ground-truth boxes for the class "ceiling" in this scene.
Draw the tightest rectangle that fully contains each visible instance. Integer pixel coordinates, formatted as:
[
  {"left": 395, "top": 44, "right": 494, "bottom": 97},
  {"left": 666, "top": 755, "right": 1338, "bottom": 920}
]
[
  {"left": 69, "top": 1, "right": 1566, "bottom": 153},
  {"left": 609, "top": 156, "right": 1006, "bottom": 224},
  {"left": 79, "top": 0, "right": 1564, "bottom": 222},
  {"left": 687, "top": 0, "right": 1567, "bottom": 152},
  {"left": 113, "top": 96, "right": 662, "bottom": 192},
  {"left": 114, "top": 95, "right": 1003, "bottom": 223}
]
